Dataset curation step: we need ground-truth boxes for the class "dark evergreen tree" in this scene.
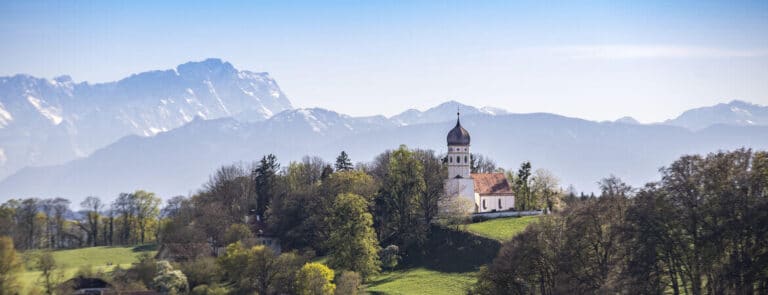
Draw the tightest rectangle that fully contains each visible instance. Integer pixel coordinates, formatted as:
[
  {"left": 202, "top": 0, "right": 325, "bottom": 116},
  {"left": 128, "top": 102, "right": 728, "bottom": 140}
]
[
  {"left": 335, "top": 151, "right": 353, "bottom": 171},
  {"left": 253, "top": 154, "right": 280, "bottom": 218}
]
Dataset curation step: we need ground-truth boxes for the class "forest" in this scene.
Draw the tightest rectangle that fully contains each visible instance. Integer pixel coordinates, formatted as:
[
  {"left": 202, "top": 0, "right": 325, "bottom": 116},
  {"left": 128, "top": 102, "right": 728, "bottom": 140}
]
[{"left": 1, "top": 147, "right": 766, "bottom": 294}]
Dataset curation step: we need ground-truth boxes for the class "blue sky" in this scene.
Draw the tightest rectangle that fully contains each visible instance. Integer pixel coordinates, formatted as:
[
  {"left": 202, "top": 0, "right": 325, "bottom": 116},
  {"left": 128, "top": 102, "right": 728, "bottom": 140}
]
[{"left": 1, "top": 1, "right": 767, "bottom": 122}]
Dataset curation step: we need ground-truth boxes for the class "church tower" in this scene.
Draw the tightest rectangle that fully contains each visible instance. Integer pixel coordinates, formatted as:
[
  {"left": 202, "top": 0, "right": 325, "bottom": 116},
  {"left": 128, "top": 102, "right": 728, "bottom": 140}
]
[
  {"left": 444, "top": 112, "right": 476, "bottom": 210},
  {"left": 446, "top": 112, "right": 471, "bottom": 178}
]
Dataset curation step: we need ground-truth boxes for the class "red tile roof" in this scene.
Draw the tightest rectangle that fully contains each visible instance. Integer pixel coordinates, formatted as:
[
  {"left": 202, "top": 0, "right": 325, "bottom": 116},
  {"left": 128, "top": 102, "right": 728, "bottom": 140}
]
[{"left": 472, "top": 173, "right": 514, "bottom": 195}]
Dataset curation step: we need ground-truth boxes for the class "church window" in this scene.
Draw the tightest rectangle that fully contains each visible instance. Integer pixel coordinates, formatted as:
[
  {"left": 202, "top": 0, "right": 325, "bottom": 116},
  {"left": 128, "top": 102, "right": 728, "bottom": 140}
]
[
  {"left": 464, "top": 156, "right": 468, "bottom": 163},
  {"left": 482, "top": 199, "right": 487, "bottom": 210},
  {"left": 449, "top": 156, "right": 452, "bottom": 163},
  {"left": 498, "top": 199, "right": 502, "bottom": 209}
]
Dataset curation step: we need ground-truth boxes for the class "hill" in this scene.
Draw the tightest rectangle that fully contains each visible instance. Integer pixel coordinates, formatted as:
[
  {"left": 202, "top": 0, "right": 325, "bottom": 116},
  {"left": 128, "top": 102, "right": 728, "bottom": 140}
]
[
  {"left": 366, "top": 217, "right": 540, "bottom": 294},
  {"left": 465, "top": 216, "right": 540, "bottom": 241},
  {"left": 19, "top": 244, "right": 156, "bottom": 292}
]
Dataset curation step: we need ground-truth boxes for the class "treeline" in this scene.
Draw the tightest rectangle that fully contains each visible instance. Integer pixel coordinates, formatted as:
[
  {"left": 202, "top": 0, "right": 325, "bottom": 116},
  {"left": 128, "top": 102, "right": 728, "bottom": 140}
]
[
  {"left": 0, "top": 190, "right": 162, "bottom": 250},
  {"left": 472, "top": 149, "right": 768, "bottom": 294}
]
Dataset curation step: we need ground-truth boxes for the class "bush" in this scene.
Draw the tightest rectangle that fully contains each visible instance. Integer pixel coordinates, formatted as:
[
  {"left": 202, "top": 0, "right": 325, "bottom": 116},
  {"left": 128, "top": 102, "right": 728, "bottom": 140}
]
[
  {"left": 191, "top": 284, "right": 228, "bottom": 295},
  {"left": 379, "top": 245, "right": 400, "bottom": 270},
  {"left": 178, "top": 257, "right": 220, "bottom": 288},
  {"left": 224, "top": 223, "right": 255, "bottom": 246},
  {"left": 153, "top": 261, "right": 188, "bottom": 294},
  {"left": 334, "top": 271, "right": 362, "bottom": 295},
  {"left": 0, "top": 236, "right": 23, "bottom": 294},
  {"left": 295, "top": 263, "right": 335, "bottom": 295}
]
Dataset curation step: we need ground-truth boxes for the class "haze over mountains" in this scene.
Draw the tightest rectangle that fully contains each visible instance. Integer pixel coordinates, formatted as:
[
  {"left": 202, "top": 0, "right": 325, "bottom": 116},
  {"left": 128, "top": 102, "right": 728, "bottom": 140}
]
[
  {"left": 0, "top": 58, "right": 291, "bottom": 180},
  {"left": 1, "top": 59, "right": 767, "bottom": 203}
]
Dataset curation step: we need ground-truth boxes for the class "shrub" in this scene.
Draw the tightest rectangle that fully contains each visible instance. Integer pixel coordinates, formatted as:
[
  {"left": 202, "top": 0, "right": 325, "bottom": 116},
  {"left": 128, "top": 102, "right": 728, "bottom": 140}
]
[
  {"left": 295, "top": 263, "right": 335, "bottom": 295},
  {"left": 379, "top": 245, "right": 400, "bottom": 270},
  {"left": 334, "top": 271, "right": 362, "bottom": 295},
  {"left": 153, "top": 261, "right": 188, "bottom": 294}
]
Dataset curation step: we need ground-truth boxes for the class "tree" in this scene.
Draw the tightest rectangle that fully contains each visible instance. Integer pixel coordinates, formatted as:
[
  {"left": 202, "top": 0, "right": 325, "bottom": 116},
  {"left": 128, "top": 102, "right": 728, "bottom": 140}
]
[
  {"left": 112, "top": 193, "right": 136, "bottom": 245},
  {"left": 134, "top": 190, "right": 161, "bottom": 244},
  {"left": 512, "top": 162, "right": 534, "bottom": 210},
  {"left": 531, "top": 169, "right": 562, "bottom": 213},
  {"left": 335, "top": 271, "right": 362, "bottom": 295},
  {"left": 375, "top": 145, "right": 427, "bottom": 248},
  {"left": 218, "top": 242, "right": 306, "bottom": 294},
  {"left": 295, "top": 263, "right": 335, "bottom": 295},
  {"left": 0, "top": 236, "right": 23, "bottom": 294},
  {"left": 335, "top": 151, "right": 353, "bottom": 172},
  {"left": 436, "top": 195, "right": 474, "bottom": 227},
  {"left": 38, "top": 251, "right": 62, "bottom": 295},
  {"left": 80, "top": 196, "right": 103, "bottom": 246},
  {"left": 16, "top": 198, "right": 39, "bottom": 249},
  {"left": 379, "top": 245, "right": 401, "bottom": 270},
  {"left": 224, "top": 223, "right": 254, "bottom": 245},
  {"left": 470, "top": 153, "right": 498, "bottom": 173},
  {"left": 205, "top": 164, "right": 253, "bottom": 224},
  {"left": 254, "top": 154, "right": 280, "bottom": 218},
  {"left": 326, "top": 193, "right": 381, "bottom": 279},
  {"left": 414, "top": 149, "right": 446, "bottom": 224},
  {"left": 153, "top": 261, "right": 189, "bottom": 294}
]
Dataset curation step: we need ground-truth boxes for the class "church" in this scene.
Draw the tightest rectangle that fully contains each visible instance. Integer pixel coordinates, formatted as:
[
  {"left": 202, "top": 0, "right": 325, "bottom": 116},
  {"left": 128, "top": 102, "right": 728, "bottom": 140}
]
[{"left": 444, "top": 114, "right": 515, "bottom": 213}]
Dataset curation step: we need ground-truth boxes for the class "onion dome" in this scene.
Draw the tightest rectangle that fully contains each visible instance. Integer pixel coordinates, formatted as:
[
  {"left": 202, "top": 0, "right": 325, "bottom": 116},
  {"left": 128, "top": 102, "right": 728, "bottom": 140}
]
[{"left": 446, "top": 113, "right": 470, "bottom": 146}]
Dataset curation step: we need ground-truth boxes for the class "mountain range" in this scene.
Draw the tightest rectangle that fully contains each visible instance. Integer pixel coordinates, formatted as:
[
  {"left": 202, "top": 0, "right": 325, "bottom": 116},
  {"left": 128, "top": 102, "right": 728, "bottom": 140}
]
[
  {"left": 0, "top": 58, "right": 291, "bottom": 180},
  {"left": 1, "top": 59, "right": 767, "bottom": 204}
]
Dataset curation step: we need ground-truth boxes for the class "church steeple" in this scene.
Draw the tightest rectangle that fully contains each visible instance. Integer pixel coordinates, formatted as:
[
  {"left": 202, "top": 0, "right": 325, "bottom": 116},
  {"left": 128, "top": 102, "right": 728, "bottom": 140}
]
[
  {"left": 447, "top": 111, "right": 470, "bottom": 146},
  {"left": 446, "top": 112, "right": 471, "bottom": 179}
]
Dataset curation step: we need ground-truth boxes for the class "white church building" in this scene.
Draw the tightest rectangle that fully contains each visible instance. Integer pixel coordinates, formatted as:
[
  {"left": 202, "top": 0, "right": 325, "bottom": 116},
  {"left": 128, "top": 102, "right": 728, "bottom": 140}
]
[{"left": 444, "top": 114, "right": 515, "bottom": 213}]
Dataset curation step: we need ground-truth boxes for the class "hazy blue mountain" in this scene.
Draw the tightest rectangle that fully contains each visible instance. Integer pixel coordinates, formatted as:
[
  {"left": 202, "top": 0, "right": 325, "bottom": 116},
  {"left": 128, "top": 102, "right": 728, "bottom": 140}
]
[
  {"left": 2, "top": 106, "right": 766, "bottom": 204},
  {"left": 614, "top": 116, "right": 640, "bottom": 125},
  {"left": 0, "top": 58, "right": 292, "bottom": 179},
  {"left": 664, "top": 100, "right": 768, "bottom": 130},
  {"left": 390, "top": 100, "right": 505, "bottom": 126}
]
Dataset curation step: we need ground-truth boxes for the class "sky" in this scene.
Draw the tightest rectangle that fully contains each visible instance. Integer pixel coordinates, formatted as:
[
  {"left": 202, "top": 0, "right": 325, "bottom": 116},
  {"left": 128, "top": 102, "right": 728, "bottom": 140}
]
[{"left": 1, "top": 1, "right": 767, "bottom": 122}]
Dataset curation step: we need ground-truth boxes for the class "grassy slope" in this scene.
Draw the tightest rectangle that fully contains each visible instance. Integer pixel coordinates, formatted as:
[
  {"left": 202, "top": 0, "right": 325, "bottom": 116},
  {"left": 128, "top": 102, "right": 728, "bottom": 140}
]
[
  {"left": 367, "top": 268, "right": 477, "bottom": 295},
  {"left": 19, "top": 245, "right": 156, "bottom": 292},
  {"left": 465, "top": 216, "right": 540, "bottom": 241},
  {"left": 366, "top": 216, "right": 539, "bottom": 294}
]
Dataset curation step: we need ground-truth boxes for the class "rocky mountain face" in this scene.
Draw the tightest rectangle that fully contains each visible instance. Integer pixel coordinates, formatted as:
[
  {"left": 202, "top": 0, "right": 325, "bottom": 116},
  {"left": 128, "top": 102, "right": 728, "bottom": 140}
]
[{"left": 0, "top": 58, "right": 292, "bottom": 179}]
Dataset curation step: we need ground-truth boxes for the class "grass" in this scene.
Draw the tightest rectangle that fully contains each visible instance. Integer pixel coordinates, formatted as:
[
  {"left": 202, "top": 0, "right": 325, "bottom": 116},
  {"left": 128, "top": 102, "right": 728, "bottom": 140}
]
[
  {"left": 18, "top": 244, "right": 156, "bottom": 293},
  {"left": 366, "top": 217, "right": 540, "bottom": 294},
  {"left": 366, "top": 268, "right": 477, "bottom": 295},
  {"left": 465, "top": 216, "right": 540, "bottom": 241}
]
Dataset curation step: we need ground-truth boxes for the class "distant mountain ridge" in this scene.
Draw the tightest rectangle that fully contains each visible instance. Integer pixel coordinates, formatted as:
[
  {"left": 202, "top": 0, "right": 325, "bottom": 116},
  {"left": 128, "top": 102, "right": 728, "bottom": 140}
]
[
  {"left": 664, "top": 100, "right": 768, "bottom": 130},
  {"left": 1, "top": 58, "right": 767, "bottom": 203},
  {"left": 1, "top": 104, "right": 767, "bottom": 204},
  {"left": 0, "top": 58, "right": 292, "bottom": 179}
]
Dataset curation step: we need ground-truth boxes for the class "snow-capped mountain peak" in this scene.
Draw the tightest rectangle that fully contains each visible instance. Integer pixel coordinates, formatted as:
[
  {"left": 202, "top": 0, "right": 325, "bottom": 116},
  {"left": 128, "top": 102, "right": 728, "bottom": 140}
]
[
  {"left": 665, "top": 100, "right": 768, "bottom": 130},
  {"left": 0, "top": 58, "right": 293, "bottom": 180}
]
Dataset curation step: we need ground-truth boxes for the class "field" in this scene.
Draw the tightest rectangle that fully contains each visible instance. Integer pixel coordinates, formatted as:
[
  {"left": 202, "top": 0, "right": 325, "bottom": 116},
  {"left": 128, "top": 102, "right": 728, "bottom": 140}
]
[
  {"left": 465, "top": 215, "right": 540, "bottom": 241},
  {"left": 366, "top": 268, "right": 476, "bottom": 295},
  {"left": 15, "top": 217, "right": 538, "bottom": 294},
  {"left": 366, "top": 216, "right": 540, "bottom": 294},
  {"left": 19, "top": 245, "right": 156, "bottom": 292}
]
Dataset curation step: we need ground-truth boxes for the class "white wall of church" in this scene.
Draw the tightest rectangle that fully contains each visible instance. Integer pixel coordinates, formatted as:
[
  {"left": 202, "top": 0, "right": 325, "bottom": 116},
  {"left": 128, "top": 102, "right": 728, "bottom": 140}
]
[{"left": 475, "top": 194, "right": 515, "bottom": 213}]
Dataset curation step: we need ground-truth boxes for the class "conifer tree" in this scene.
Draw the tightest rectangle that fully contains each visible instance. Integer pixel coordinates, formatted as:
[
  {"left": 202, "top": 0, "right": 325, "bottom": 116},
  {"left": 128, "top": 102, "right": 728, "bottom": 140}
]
[{"left": 335, "top": 151, "right": 353, "bottom": 171}]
